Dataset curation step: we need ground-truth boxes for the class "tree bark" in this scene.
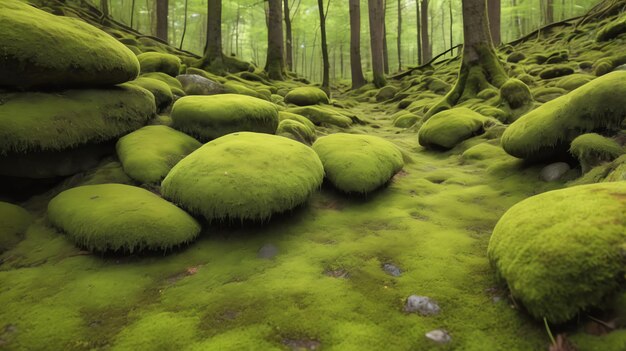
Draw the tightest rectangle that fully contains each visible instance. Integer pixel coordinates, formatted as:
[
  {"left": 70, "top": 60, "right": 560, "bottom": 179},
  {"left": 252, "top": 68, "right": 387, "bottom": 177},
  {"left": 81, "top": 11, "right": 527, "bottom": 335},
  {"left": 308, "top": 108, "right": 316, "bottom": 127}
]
[
  {"left": 416, "top": 1, "right": 421, "bottom": 65},
  {"left": 487, "top": 0, "right": 500, "bottom": 45},
  {"left": 156, "top": 0, "right": 168, "bottom": 42},
  {"left": 284, "top": 0, "right": 294, "bottom": 71},
  {"left": 397, "top": 0, "right": 402, "bottom": 71},
  {"left": 179, "top": 0, "right": 189, "bottom": 49},
  {"left": 200, "top": 0, "right": 223, "bottom": 69},
  {"left": 349, "top": 0, "right": 366, "bottom": 89},
  {"left": 449, "top": 0, "right": 453, "bottom": 55},
  {"left": 420, "top": 0, "right": 431, "bottom": 62},
  {"left": 383, "top": 24, "right": 390, "bottom": 74},
  {"left": 545, "top": 0, "right": 554, "bottom": 24},
  {"left": 318, "top": 0, "right": 330, "bottom": 95},
  {"left": 101, "top": 0, "right": 109, "bottom": 17},
  {"left": 368, "top": 0, "right": 387, "bottom": 87},
  {"left": 265, "top": 0, "right": 285, "bottom": 80}
]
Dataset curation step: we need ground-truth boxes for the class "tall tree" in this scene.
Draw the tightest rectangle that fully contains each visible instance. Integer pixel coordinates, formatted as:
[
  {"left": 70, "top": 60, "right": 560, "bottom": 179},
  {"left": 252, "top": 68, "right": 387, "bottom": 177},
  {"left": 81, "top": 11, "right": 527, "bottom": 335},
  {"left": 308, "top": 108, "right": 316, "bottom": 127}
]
[
  {"left": 179, "top": 0, "right": 189, "bottom": 49},
  {"left": 397, "top": 0, "right": 403, "bottom": 71},
  {"left": 420, "top": 0, "right": 431, "bottom": 62},
  {"left": 156, "top": 0, "right": 168, "bottom": 42},
  {"left": 416, "top": 0, "right": 421, "bottom": 65},
  {"left": 199, "top": 0, "right": 223, "bottom": 69},
  {"left": 265, "top": 0, "right": 285, "bottom": 80},
  {"left": 543, "top": 0, "right": 554, "bottom": 24},
  {"left": 368, "top": 0, "right": 387, "bottom": 87},
  {"left": 349, "top": 0, "right": 366, "bottom": 89},
  {"left": 488, "top": 0, "right": 501, "bottom": 45},
  {"left": 318, "top": 0, "right": 330, "bottom": 95},
  {"left": 284, "top": 0, "right": 294, "bottom": 71}
]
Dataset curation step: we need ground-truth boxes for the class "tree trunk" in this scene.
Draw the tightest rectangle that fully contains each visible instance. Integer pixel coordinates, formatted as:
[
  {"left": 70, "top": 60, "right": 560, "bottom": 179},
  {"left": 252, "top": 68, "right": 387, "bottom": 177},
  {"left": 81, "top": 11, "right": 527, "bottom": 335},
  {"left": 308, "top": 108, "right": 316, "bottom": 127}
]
[
  {"left": 420, "top": 0, "right": 431, "bottom": 62},
  {"left": 449, "top": 0, "right": 453, "bottom": 55},
  {"left": 383, "top": 25, "right": 390, "bottom": 74},
  {"left": 397, "top": 0, "right": 402, "bottom": 71},
  {"left": 130, "top": 0, "right": 136, "bottom": 28},
  {"left": 179, "top": 0, "right": 189, "bottom": 49},
  {"left": 200, "top": 0, "right": 223, "bottom": 69},
  {"left": 368, "top": 0, "right": 387, "bottom": 87},
  {"left": 101, "top": 0, "right": 109, "bottom": 17},
  {"left": 318, "top": 0, "right": 330, "bottom": 95},
  {"left": 426, "top": 0, "right": 507, "bottom": 117},
  {"left": 284, "top": 0, "right": 294, "bottom": 71},
  {"left": 349, "top": 0, "right": 366, "bottom": 89},
  {"left": 156, "top": 0, "right": 168, "bottom": 42},
  {"left": 488, "top": 0, "right": 500, "bottom": 45},
  {"left": 416, "top": 1, "right": 421, "bottom": 65},
  {"left": 265, "top": 0, "right": 285, "bottom": 80},
  {"left": 545, "top": 0, "right": 554, "bottom": 24}
]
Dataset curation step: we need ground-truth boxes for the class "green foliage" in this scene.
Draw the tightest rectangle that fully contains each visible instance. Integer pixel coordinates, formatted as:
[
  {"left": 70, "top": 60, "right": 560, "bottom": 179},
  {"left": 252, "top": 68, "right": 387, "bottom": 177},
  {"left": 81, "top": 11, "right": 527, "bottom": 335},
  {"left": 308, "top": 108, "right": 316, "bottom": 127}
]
[
  {"left": 286, "top": 106, "right": 353, "bottom": 128},
  {"left": 500, "top": 78, "right": 532, "bottom": 109},
  {"left": 48, "top": 184, "right": 200, "bottom": 253},
  {"left": 0, "top": 0, "right": 139, "bottom": 88},
  {"left": 161, "top": 132, "right": 324, "bottom": 222},
  {"left": 502, "top": 72, "right": 626, "bottom": 160},
  {"left": 116, "top": 125, "right": 201, "bottom": 184},
  {"left": 171, "top": 94, "right": 279, "bottom": 141},
  {"left": 312, "top": 133, "right": 403, "bottom": 194},
  {"left": 284, "top": 87, "right": 330, "bottom": 106},
  {"left": 276, "top": 119, "right": 316, "bottom": 145},
  {"left": 488, "top": 182, "right": 626, "bottom": 323},
  {"left": 0, "top": 202, "right": 32, "bottom": 252},
  {"left": 570, "top": 133, "right": 624, "bottom": 173},
  {"left": 138, "top": 52, "right": 182, "bottom": 77},
  {"left": 128, "top": 77, "right": 174, "bottom": 110},
  {"left": 418, "top": 108, "right": 495, "bottom": 150}
]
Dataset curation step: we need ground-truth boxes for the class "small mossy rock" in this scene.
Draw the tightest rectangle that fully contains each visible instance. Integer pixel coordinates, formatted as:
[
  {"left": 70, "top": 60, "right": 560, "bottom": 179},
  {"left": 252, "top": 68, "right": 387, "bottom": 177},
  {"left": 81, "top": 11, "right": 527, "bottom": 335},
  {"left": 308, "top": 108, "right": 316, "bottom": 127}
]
[
  {"left": 532, "top": 86, "right": 567, "bottom": 103},
  {"left": 278, "top": 111, "right": 317, "bottom": 132},
  {"left": 418, "top": 108, "right": 494, "bottom": 150},
  {"left": 555, "top": 74, "right": 594, "bottom": 91},
  {"left": 461, "top": 143, "right": 507, "bottom": 161},
  {"left": 116, "top": 125, "right": 201, "bottom": 184},
  {"left": 176, "top": 74, "right": 223, "bottom": 96},
  {"left": 500, "top": 78, "right": 532, "bottom": 109},
  {"left": 570, "top": 133, "right": 624, "bottom": 173},
  {"left": 312, "top": 133, "right": 404, "bottom": 194},
  {"left": 48, "top": 184, "right": 200, "bottom": 253},
  {"left": 223, "top": 82, "right": 268, "bottom": 100},
  {"left": 284, "top": 87, "right": 330, "bottom": 106},
  {"left": 276, "top": 119, "right": 316, "bottom": 145},
  {"left": 507, "top": 52, "right": 526, "bottom": 63},
  {"left": 517, "top": 73, "right": 535, "bottom": 85},
  {"left": 597, "top": 14, "right": 626, "bottom": 42},
  {"left": 393, "top": 112, "right": 420, "bottom": 128},
  {"left": 0, "top": 202, "right": 32, "bottom": 252},
  {"left": 161, "top": 132, "right": 324, "bottom": 221},
  {"left": 539, "top": 65, "right": 575, "bottom": 79},
  {"left": 141, "top": 72, "right": 185, "bottom": 96},
  {"left": 476, "top": 88, "right": 499, "bottom": 100},
  {"left": 375, "top": 86, "right": 399, "bottom": 102},
  {"left": 128, "top": 77, "right": 173, "bottom": 110},
  {"left": 0, "top": 1, "right": 139, "bottom": 89},
  {"left": 138, "top": 52, "right": 182, "bottom": 77},
  {"left": 171, "top": 94, "right": 279, "bottom": 141},
  {"left": 286, "top": 106, "right": 353, "bottom": 128},
  {"left": 488, "top": 182, "right": 626, "bottom": 323},
  {"left": 502, "top": 72, "right": 626, "bottom": 160}
]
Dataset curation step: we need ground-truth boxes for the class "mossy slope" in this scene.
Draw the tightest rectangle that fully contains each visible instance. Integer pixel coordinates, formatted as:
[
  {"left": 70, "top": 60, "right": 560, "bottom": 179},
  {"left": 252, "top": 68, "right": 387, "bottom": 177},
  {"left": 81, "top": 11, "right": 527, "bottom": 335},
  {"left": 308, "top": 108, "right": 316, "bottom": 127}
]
[{"left": 0, "top": 202, "right": 32, "bottom": 252}]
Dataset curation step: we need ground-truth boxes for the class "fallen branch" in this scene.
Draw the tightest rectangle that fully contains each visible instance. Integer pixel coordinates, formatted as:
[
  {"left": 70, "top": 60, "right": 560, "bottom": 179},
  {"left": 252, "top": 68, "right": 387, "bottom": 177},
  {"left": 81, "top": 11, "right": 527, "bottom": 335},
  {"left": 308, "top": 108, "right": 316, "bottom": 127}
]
[{"left": 391, "top": 44, "right": 462, "bottom": 80}]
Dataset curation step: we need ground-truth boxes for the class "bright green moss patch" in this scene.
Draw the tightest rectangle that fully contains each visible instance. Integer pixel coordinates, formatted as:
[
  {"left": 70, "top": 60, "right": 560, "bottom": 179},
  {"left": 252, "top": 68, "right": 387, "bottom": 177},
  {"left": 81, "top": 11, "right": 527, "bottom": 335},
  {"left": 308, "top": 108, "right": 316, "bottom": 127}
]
[
  {"left": 570, "top": 133, "right": 624, "bottom": 173},
  {"left": 276, "top": 119, "right": 316, "bottom": 145},
  {"left": 116, "top": 125, "right": 201, "bottom": 184},
  {"left": 278, "top": 111, "right": 317, "bottom": 132},
  {"left": 502, "top": 71, "right": 626, "bottom": 160},
  {"left": 312, "top": 133, "right": 403, "bottom": 194},
  {"left": 171, "top": 94, "right": 279, "bottom": 141},
  {"left": 161, "top": 132, "right": 324, "bottom": 222},
  {"left": 488, "top": 182, "right": 626, "bottom": 323},
  {"left": 0, "top": 202, "right": 32, "bottom": 252},
  {"left": 418, "top": 108, "right": 495, "bottom": 150},
  {"left": 48, "top": 184, "right": 200, "bottom": 253},
  {"left": 286, "top": 106, "right": 353, "bottom": 128},
  {"left": 0, "top": 1, "right": 139, "bottom": 88},
  {"left": 500, "top": 78, "right": 532, "bottom": 109},
  {"left": 555, "top": 73, "right": 594, "bottom": 90},
  {"left": 223, "top": 82, "right": 269, "bottom": 100},
  {"left": 0, "top": 84, "right": 155, "bottom": 155},
  {"left": 137, "top": 52, "right": 182, "bottom": 77},
  {"left": 111, "top": 312, "right": 200, "bottom": 350},
  {"left": 393, "top": 112, "right": 420, "bottom": 128},
  {"left": 128, "top": 77, "right": 174, "bottom": 110},
  {"left": 284, "top": 87, "right": 330, "bottom": 106},
  {"left": 141, "top": 72, "right": 186, "bottom": 96}
]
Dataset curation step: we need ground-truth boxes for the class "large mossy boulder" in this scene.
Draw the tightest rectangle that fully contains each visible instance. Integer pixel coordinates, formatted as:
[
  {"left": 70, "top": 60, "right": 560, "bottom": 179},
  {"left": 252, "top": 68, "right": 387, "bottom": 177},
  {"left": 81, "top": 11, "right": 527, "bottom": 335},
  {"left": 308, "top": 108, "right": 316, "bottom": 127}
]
[
  {"left": 488, "top": 182, "right": 626, "bottom": 323},
  {"left": 0, "top": 0, "right": 139, "bottom": 88},
  {"left": 502, "top": 71, "right": 626, "bottom": 160},
  {"left": 137, "top": 52, "right": 182, "bottom": 77},
  {"left": 48, "top": 184, "right": 200, "bottom": 253},
  {"left": 312, "top": 133, "right": 404, "bottom": 194},
  {"left": 569, "top": 133, "right": 623, "bottom": 173},
  {"left": 0, "top": 202, "right": 32, "bottom": 252},
  {"left": 418, "top": 108, "right": 495, "bottom": 150},
  {"left": 171, "top": 94, "right": 279, "bottom": 141},
  {"left": 116, "top": 126, "right": 201, "bottom": 184},
  {"left": 284, "top": 87, "right": 330, "bottom": 106},
  {"left": 0, "top": 84, "right": 155, "bottom": 178},
  {"left": 161, "top": 132, "right": 324, "bottom": 221}
]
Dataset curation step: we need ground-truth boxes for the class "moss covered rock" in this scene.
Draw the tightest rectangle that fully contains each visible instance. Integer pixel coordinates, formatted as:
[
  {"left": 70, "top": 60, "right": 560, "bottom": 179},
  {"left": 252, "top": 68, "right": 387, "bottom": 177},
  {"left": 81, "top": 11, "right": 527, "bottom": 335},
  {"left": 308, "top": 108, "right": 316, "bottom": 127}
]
[
  {"left": 393, "top": 111, "right": 420, "bottom": 128},
  {"left": 141, "top": 72, "right": 186, "bottom": 96},
  {"left": 0, "top": 202, "right": 32, "bottom": 252},
  {"left": 286, "top": 106, "right": 353, "bottom": 128},
  {"left": 570, "top": 133, "right": 623, "bottom": 173},
  {"left": 500, "top": 78, "right": 532, "bottom": 109},
  {"left": 138, "top": 52, "right": 182, "bottom": 77},
  {"left": 276, "top": 119, "right": 316, "bottom": 145},
  {"left": 312, "top": 133, "right": 404, "bottom": 194},
  {"left": 0, "top": 1, "right": 139, "bottom": 89},
  {"left": 171, "top": 94, "right": 279, "bottom": 141},
  {"left": 116, "top": 125, "right": 201, "bottom": 184},
  {"left": 48, "top": 184, "right": 200, "bottom": 253},
  {"left": 161, "top": 132, "right": 324, "bottom": 221},
  {"left": 418, "top": 108, "right": 494, "bottom": 150},
  {"left": 597, "top": 14, "right": 626, "bottom": 42},
  {"left": 488, "top": 182, "right": 626, "bottom": 323},
  {"left": 375, "top": 86, "right": 399, "bottom": 102},
  {"left": 128, "top": 77, "right": 173, "bottom": 110},
  {"left": 555, "top": 74, "right": 594, "bottom": 91},
  {"left": 284, "top": 87, "right": 330, "bottom": 106},
  {"left": 539, "top": 65, "right": 575, "bottom": 79},
  {"left": 278, "top": 111, "right": 317, "bottom": 131}
]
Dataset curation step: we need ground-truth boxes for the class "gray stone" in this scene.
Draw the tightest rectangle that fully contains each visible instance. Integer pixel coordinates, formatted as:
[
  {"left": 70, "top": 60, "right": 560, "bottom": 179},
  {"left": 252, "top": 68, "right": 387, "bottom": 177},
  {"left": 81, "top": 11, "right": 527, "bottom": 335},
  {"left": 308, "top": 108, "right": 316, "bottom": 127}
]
[
  {"left": 257, "top": 243, "right": 279, "bottom": 259},
  {"left": 540, "top": 162, "right": 571, "bottom": 182},
  {"left": 425, "top": 329, "right": 451, "bottom": 344},
  {"left": 382, "top": 263, "right": 402, "bottom": 277},
  {"left": 404, "top": 295, "right": 440, "bottom": 315},
  {"left": 176, "top": 74, "right": 223, "bottom": 96}
]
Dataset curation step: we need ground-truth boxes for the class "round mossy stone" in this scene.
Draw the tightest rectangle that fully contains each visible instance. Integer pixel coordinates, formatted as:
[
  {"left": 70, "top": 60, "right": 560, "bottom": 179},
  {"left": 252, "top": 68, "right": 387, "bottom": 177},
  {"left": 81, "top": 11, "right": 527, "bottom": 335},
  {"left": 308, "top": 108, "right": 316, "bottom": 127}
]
[
  {"left": 128, "top": 77, "right": 174, "bottom": 110},
  {"left": 137, "top": 52, "right": 182, "bottom": 77},
  {"left": 284, "top": 87, "right": 330, "bottom": 106},
  {"left": 161, "top": 132, "right": 324, "bottom": 221},
  {"left": 278, "top": 111, "right": 317, "bottom": 132},
  {"left": 0, "top": 202, "right": 32, "bottom": 252},
  {"left": 0, "top": 1, "right": 139, "bottom": 89},
  {"left": 312, "top": 133, "right": 404, "bottom": 194},
  {"left": 393, "top": 112, "right": 420, "bottom": 128},
  {"left": 570, "top": 133, "right": 624, "bottom": 173},
  {"left": 116, "top": 125, "right": 201, "bottom": 184},
  {"left": 488, "top": 182, "right": 626, "bottom": 323},
  {"left": 286, "top": 106, "right": 353, "bottom": 128},
  {"left": 418, "top": 108, "right": 494, "bottom": 150},
  {"left": 48, "top": 184, "right": 200, "bottom": 253},
  {"left": 276, "top": 119, "right": 316, "bottom": 145},
  {"left": 500, "top": 78, "right": 532, "bottom": 109},
  {"left": 171, "top": 94, "right": 279, "bottom": 141}
]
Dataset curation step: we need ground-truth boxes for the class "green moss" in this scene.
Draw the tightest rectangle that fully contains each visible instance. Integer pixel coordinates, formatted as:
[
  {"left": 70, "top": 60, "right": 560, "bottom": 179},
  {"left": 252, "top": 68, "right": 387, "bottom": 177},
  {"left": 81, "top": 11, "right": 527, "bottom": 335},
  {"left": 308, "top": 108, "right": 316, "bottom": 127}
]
[
  {"left": 517, "top": 73, "right": 535, "bottom": 85},
  {"left": 506, "top": 52, "right": 525, "bottom": 63},
  {"left": 571, "top": 330, "right": 626, "bottom": 351},
  {"left": 555, "top": 74, "right": 594, "bottom": 90},
  {"left": 48, "top": 184, "right": 200, "bottom": 253},
  {"left": 284, "top": 87, "right": 330, "bottom": 106},
  {"left": 141, "top": 72, "right": 186, "bottom": 96},
  {"left": 162, "top": 132, "right": 324, "bottom": 222},
  {"left": 374, "top": 86, "right": 399, "bottom": 102},
  {"left": 312, "top": 133, "right": 403, "bottom": 194},
  {"left": 112, "top": 312, "right": 200, "bottom": 350},
  {"left": 138, "top": 52, "right": 182, "bottom": 77},
  {"left": 532, "top": 86, "right": 567, "bottom": 102},
  {"left": 171, "top": 94, "right": 279, "bottom": 141},
  {"left": 418, "top": 108, "right": 495, "bottom": 150},
  {"left": 0, "top": 202, "right": 32, "bottom": 252},
  {"left": 569, "top": 154, "right": 626, "bottom": 185},
  {"left": 538, "top": 65, "right": 575, "bottom": 79},
  {"left": 461, "top": 142, "right": 508, "bottom": 161},
  {"left": 500, "top": 78, "right": 532, "bottom": 109},
  {"left": 502, "top": 72, "right": 626, "bottom": 160},
  {"left": 278, "top": 111, "right": 317, "bottom": 131},
  {"left": 594, "top": 55, "right": 626, "bottom": 76},
  {"left": 570, "top": 133, "right": 624, "bottom": 173},
  {"left": 128, "top": 77, "right": 173, "bottom": 110},
  {"left": 223, "top": 82, "right": 269, "bottom": 100},
  {"left": 116, "top": 125, "right": 201, "bottom": 184},
  {"left": 488, "top": 182, "right": 626, "bottom": 323},
  {"left": 597, "top": 14, "right": 626, "bottom": 42},
  {"left": 286, "top": 106, "right": 353, "bottom": 128},
  {"left": 0, "top": 1, "right": 139, "bottom": 88},
  {"left": 0, "top": 84, "right": 155, "bottom": 155},
  {"left": 271, "top": 94, "right": 285, "bottom": 105},
  {"left": 276, "top": 119, "right": 316, "bottom": 145},
  {"left": 392, "top": 111, "right": 420, "bottom": 128}
]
